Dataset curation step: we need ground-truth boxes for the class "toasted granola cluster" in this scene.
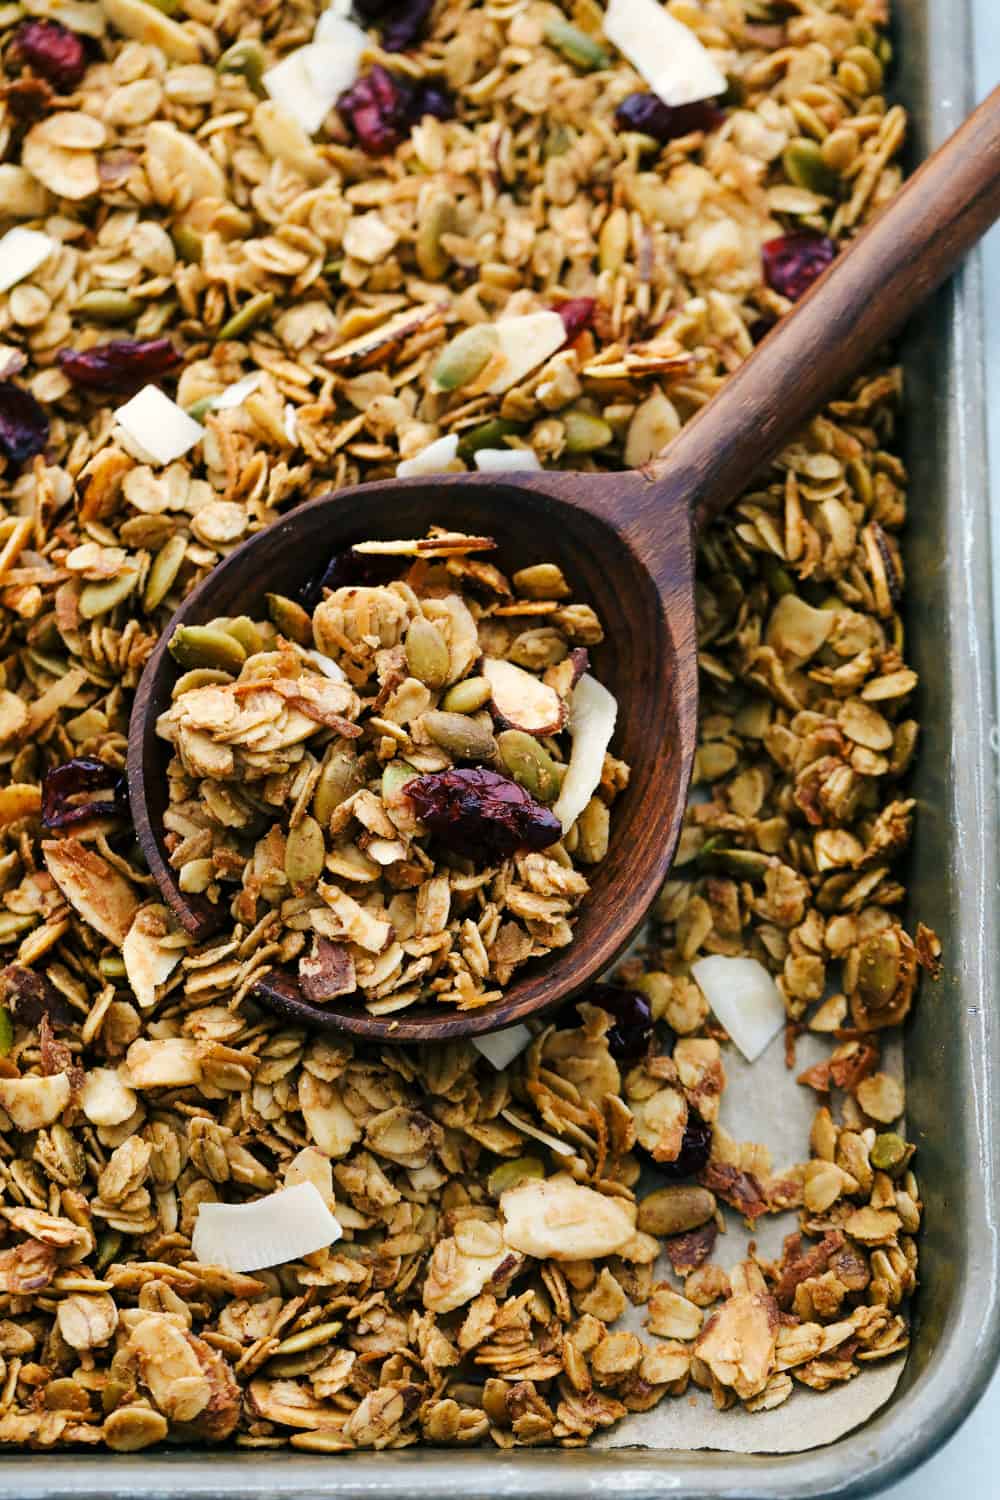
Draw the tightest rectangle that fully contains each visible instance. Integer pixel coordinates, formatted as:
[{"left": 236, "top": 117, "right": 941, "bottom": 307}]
[{"left": 0, "top": 0, "right": 927, "bottom": 1458}]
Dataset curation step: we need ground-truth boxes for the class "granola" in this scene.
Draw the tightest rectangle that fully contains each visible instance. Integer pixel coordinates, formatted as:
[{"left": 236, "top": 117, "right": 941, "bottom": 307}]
[{"left": 0, "top": 0, "right": 925, "bottom": 1458}]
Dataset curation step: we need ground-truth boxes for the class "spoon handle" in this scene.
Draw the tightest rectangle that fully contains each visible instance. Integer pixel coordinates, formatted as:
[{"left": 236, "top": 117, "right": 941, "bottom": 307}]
[{"left": 643, "top": 84, "right": 1000, "bottom": 532}]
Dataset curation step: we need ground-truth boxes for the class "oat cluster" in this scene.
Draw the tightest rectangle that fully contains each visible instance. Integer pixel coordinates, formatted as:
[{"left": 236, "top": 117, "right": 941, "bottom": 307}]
[{"left": 0, "top": 0, "right": 930, "bottom": 1458}]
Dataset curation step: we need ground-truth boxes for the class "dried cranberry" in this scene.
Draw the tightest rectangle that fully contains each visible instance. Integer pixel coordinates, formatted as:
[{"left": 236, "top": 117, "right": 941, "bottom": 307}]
[
  {"left": 407, "top": 768, "right": 562, "bottom": 861},
  {"left": 382, "top": 0, "right": 434, "bottom": 51},
  {"left": 11, "top": 19, "right": 87, "bottom": 93},
  {"left": 762, "top": 233, "right": 837, "bottom": 301},
  {"left": 659, "top": 1111, "right": 714, "bottom": 1180},
  {"left": 56, "top": 338, "right": 182, "bottom": 393},
  {"left": 614, "top": 92, "right": 724, "bottom": 144},
  {"left": 0, "top": 965, "right": 73, "bottom": 1030},
  {"left": 580, "top": 983, "right": 652, "bottom": 1061},
  {"left": 0, "top": 381, "right": 48, "bottom": 467},
  {"left": 337, "top": 65, "right": 454, "bottom": 155},
  {"left": 554, "top": 298, "right": 596, "bottom": 344},
  {"left": 415, "top": 81, "right": 455, "bottom": 121},
  {"left": 299, "top": 546, "right": 402, "bottom": 610},
  {"left": 42, "top": 757, "right": 127, "bottom": 830}
]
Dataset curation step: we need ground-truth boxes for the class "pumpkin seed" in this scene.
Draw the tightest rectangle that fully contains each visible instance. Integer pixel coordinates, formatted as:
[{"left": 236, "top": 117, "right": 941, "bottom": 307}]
[
  {"left": 423, "top": 711, "right": 497, "bottom": 762},
  {"left": 98, "top": 955, "right": 127, "bottom": 978},
  {"left": 382, "top": 761, "right": 418, "bottom": 801},
  {"left": 512, "top": 563, "right": 570, "bottom": 600},
  {"left": 855, "top": 928, "right": 901, "bottom": 1011},
  {"left": 497, "top": 730, "right": 559, "bottom": 802},
  {"left": 598, "top": 207, "right": 630, "bottom": 273},
  {"left": 563, "top": 409, "right": 613, "bottom": 454},
  {"left": 313, "top": 748, "right": 364, "bottom": 826},
  {"left": 172, "top": 668, "right": 235, "bottom": 698},
  {"left": 782, "top": 139, "right": 837, "bottom": 195},
  {"left": 487, "top": 1156, "right": 544, "bottom": 1197},
  {"left": 637, "top": 1185, "right": 715, "bottom": 1237},
  {"left": 95, "top": 1230, "right": 123, "bottom": 1275},
  {"left": 143, "top": 533, "right": 187, "bottom": 611},
  {"left": 168, "top": 624, "right": 247, "bottom": 674},
  {"left": 143, "top": 0, "right": 179, "bottom": 14},
  {"left": 272, "top": 1320, "right": 343, "bottom": 1355},
  {"left": 74, "top": 290, "right": 140, "bottom": 324},
  {"left": 223, "top": 615, "right": 263, "bottom": 656},
  {"left": 171, "top": 224, "right": 203, "bottom": 263},
  {"left": 216, "top": 38, "right": 266, "bottom": 92},
  {"left": 457, "top": 417, "right": 526, "bottom": 459},
  {"left": 441, "top": 676, "right": 492, "bottom": 714},
  {"left": 405, "top": 616, "right": 451, "bottom": 688},
  {"left": 415, "top": 191, "right": 456, "bottom": 281},
  {"left": 217, "top": 291, "right": 275, "bottom": 343},
  {"left": 545, "top": 18, "right": 609, "bottom": 70},
  {"left": 79, "top": 567, "right": 140, "bottom": 620},
  {"left": 870, "top": 1132, "right": 907, "bottom": 1172},
  {"left": 267, "top": 592, "right": 313, "bottom": 646},
  {"left": 0, "top": 1007, "right": 12, "bottom": 1056},
  {"left": 543, "top": 124, "right": 573, "bottom": 158},
  {"left": 285, "top": 814, "right": 325, "bottom": 891},
  {"left": 430, "top": 325, "right": 499, "bottom": 392}
]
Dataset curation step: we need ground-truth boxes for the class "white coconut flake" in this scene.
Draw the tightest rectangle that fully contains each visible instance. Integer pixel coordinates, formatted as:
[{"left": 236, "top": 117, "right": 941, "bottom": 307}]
[
  {"left": 263, "top": 19, "right": 367, "bottom": 137},
  {"left": 604, "top": 0, "right": 727, "bottom": 107},
  {"left": 191, "top": 1182, "right": 342, "bottom": 1272},
  {"left": 552, "top": 673, "right": 618, "bottom": 834},
  {"left": 500, "top": 1108, "right": 575, "bottom": 1157},
  {"left": 302, "top": 648, "right": 349, "bottom": 683},
  {"left": 473, "top": 1025, "right": 533, "bottom": 1071},
  {"left": 114, "top": 385, "right": 204, "bottom": 467},
  {"left": 283, "top": 402, "right": 299, "bottom": 445},
  {"left": 0, "top": 227, "right": 57, "bottom": 293},
  {"left": 396, "top": 432, "right": 460, "bottom": 477},
  {"left": 474, "top": 448, "right": 543, "bottom": 473},
  {"left": 484, "top": 311, "right": 566, "bottom": 395},
  {"left": 206, "top": 372, "right": 263, "bottom": 411},
  {"left": 690, "top": 954, "right": 786, "bottom": 1062}
]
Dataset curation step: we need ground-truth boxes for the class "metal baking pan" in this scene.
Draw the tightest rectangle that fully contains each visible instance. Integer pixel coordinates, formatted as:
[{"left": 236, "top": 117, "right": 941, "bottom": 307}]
[{"left": 6, "top": 0, "right": 997, "bottom": 1494}]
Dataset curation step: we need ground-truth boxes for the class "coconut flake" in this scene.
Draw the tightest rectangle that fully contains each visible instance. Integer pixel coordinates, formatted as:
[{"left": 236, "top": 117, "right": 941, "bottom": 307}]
[
  {"left": 473, "top": 1025, "right": 533, "bottom": 1071},
  {"left": 552, "top": 673, "right": 617, "bottom": 833},
  {"left": 500, "top": 1108, "right": 575, "bottom": 1157},
  {"left": 302, "top": 648, "right": 348, "bottom": 683},
  {"left": 396, "top": 432, "right": 460, "bottom": 477},
  {"left": 191, "top": 1182, "right": 343, "bottom": 1272},
  {"left": 114, "top": 385, "right": 204, "bottom": 466},
  {"left": 205, "top": 373, "right": 263, "bottom": 412},
  {"left": 474, "top": 448, "right": 543, "bottom": 473},
  {"left": 690, "top": 955, "right": 786, "bottom": 1062},
  {"left": 0, "top": 228, "right": 57, "bottom": 294},
  {"left": 263, "top": 17, "right": 367, "bottom": 136},
  {"left": 480, "top": 311, "right": 567, "bottom": 395},
  {"left": 604, "top": 0, "right": 726, "bottom": 107}
]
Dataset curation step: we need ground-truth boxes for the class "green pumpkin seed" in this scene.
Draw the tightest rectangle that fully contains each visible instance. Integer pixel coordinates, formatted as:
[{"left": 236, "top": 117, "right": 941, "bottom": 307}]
[
  {"left": 487, "top": 1156, "right": 544, "bottom": 1197},
  {"left": 79, "top": 567, "right": 140, "bottom": 620},
  {"left": 95, "top": 1230, "right": 123, "bottom": 1274},
  {"left": 423, "top": 711, "right": 497, "bottom": 762},
  {"left": 441, "top": 676, "right": 492, "bottom": 714},
  {"left": 172, "top": 667, "right": 235, "bottom": 698},
  {"left": 168, "top": 624, "right": 247, "bottom": 674},
  {"left": 216, "top": 38, "right": 266, "bottom": 92},
  {"left": 143, "top": 533, "right": 187, "bottom": 611},
  {"left": 0, "top": 1007, "right": 12, "bottom": 1056},
  {"left": 782, "top": 139, "right": 837, "bottom": 195},
  {"left": 272, "top": 1319, "right": 343, "bottom": 1355},
  {"left": 405, "top": 616, "right": 451, "bottom": 688},
  {"left": 99, "top": 955, "right": 127, "bottom": 978},
  {"left": 430, "top": 324, "right": 499, "bottom": 393},
  {"left": 267, "top": 592, "right": 313, "bottom": 646},
  {"left": 285, "top": 814, "right": 325, "bottom": 891},
  {"left": 870, "top": 1132, "right": 907, "bottom": 1172},
  {"left": 856, "top": 929, "right": 901, "bottom": 1011},
  {"left": 545, "top": 17, "right": 609, "bottom": 69},
  {"left": 511, "top": 563, "right": 570, "bottom": 600},
  {"left": 217, "top": 291, "right": 275, "bottom": 343},
  {"left": 599, "top": 207, "right": 630, "bottom": 273},
  {"left": 456, "top": 417, "right": 526, "bottom": 460},
  {"left": 415, "top": 191, "right": 456, "bottom": 281},
  {"left": 172, "top": 225, "right": 204, "bottom": 264},
  {"left": 223, "top": 615, "right": 263, "bottom": 656},
  {"left": 74, "top": 290, "right": 140, "bottom": 324},
  {"left": 313, "top": 748, "right": 364, "bottom": 826},
  {"left": 544, "top": 124, "right": 574, "bottom": 158},
  {"left": 496, "top": 730, "right": 559, "bottom": 802},
  {"left": 382, "top": 761, "right": 418, "bottom": 802},
  {"left": 563, "top": 409, "right": 613, "bottom": 454}
]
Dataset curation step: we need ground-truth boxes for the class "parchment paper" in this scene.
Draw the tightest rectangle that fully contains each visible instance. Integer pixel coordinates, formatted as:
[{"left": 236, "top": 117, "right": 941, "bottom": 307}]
[{"left": 594, "top": 1025, "right": 907, "bottom": 1454}]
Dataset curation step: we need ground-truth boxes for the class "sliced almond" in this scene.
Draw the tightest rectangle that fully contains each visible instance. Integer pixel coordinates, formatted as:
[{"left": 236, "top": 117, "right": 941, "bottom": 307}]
[{"left": 482, "top": 658, "right": 566, "bottom": 737}]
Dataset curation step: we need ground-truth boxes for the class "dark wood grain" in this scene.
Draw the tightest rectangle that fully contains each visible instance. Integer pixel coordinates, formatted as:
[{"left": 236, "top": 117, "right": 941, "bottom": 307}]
[{"left": 127, "top": 86, "right": 1000, "bottom": 1043}]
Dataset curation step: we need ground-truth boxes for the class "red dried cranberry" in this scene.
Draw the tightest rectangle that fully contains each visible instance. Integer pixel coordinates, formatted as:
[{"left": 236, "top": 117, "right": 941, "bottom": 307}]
[
  {"left": 337, "top": 65, "right": 453, "bottom": 155},
  {"left": 299, "top": 546, "right": 402, "bottom": 610},
  {"left": 11, "top": 19, "right": 87, "bottom": 93},
  {"left": 659, "top": 1111, "right": 714, "bottom": 1180},
  {"left": 762, "top": 233, "right": 836, "bottom": 301},
  {"left": 57, "top": 338, "right": 182, "bottom": 393},
  {"left": 42, "top": 757, "right": 127, "bottom": 830},
  {"left": 407, "top": 768, "right": 562, "bottom": 861},
  {"left": 554, "top": 298, "right": 596, "bottom": 344},
  {"left": 415, "top": 81, "right": 455, "bottom": 121},
  {"left": 580, "top": 983, "right": 652, "bottom": 1061},
  {"left": 0, "top": 965, "right": 73, "bottom": 1029},
  {"left": 381, "top": 0, "right": 434, "bottom": 51},
  {"left": 0, "top": 381, "right": 48, "bottom": 467},
  {"left": 614, "top": 92, "right": 724, "bottom": 144}
]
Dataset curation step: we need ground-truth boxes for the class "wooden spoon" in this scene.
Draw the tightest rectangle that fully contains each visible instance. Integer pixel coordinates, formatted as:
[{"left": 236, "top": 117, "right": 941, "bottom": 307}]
[{"left": 129, "top": 88, "right": 1000, "bottom": 1043}]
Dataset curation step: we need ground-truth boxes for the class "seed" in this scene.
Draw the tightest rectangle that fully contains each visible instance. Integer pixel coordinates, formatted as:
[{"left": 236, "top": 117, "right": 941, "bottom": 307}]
[
  {"left": 855, "top": 929, "right": 901, "bottom": 1012},
  {"left": 575, "top": 795, "right": 609, "bottom": 861},
  {"left": 171, "top": 224, "right": 203, "bottom": 264},
  {"left": 143, "top": 533, "right": 187, "bottom": 611},
  {"left": 545, "top": 18, "right": 609, "bottom": 70},
  {"left": 441, "top": 676, "right": 492, "bottom": 714},
  {"left": 223, "top": 615, "right": 263, "bottom": 656},
  {"left": 870, "top": 1132, "right": 907, "bottom": 1172},
  {"left": 285, "top": 814, "right": 325, "bottom": 891},
  {"left": 544, "top": 124, "right": 573, "bottom": 158},
  {"left": 267, "top": 592, "right": 313, "bottom": 646},
  {"left": 98, "top": 955, "right": 127, "bottom": 978},
  {"left": 430, "top": 325, "right": 498, "bottom": 392},
  {"left": 636, "top": 1185, "right": 716, "bottom": 1237},
  {"left": 405, "top": 616, "right": 451, "bottom": 688},
  {"left": 415, "top": 191, "right": 456, "bottom": 281},
  {"left": 843, "top": 43, "right": 884, "bottom": 89},
  {"left": 0, "top": 1007, "right": 12, "bottom": 1056},
  {"left": 563, "top": 409, "right": 613, "bottom": 454},
  {"left": 512, "top": 563, "right": 570, "bottom": 600},
  {"left": 313, "top": 748, "right": 363, "bottom": 826},
  {"left": 79, "top": 567, "right": 140, "bottom": 620},
  {"left": 74, "top": 290, "right": 140, "bottom": 324},
  {"left": 457, "top": 417, "right": 526, "bottom": 459},
  {"left": 172, "top": 668, "right": 235, "bottom": 698},
  {"left": 216, "top": 291, "right": 275, "bottom": 343},
  {"left": 422, "top": 711, "right": 497, "bottom": 762},
  {"left": 168, "top": 624, "right": 247, "bottom": 674},
  {"left": 821, "top": 127, "right": 859, "bottom": 172},
  {"left": 216, "top": 38, "right": 266, "bottom": 92},
  {"left": 95, "top": 1230, "right": 123, "bottom": 1274},
  {"left": 782, "top": 139, "right": 837, "bottom": 196},
  {"left": 599, "top": 207, "right": 630, "bottom": 273},
  {"left": 272, "top": 1320, "right": 343, "bottom": 1356},
  {"left": 487, "top": 1156, "right": 544, "bottom": 1197},
  {"left": 496, "top": 730, "right": 560, "bottom": 803},
  {"left": 382, "top": 761, "right": 418, "bottom": 802}
]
